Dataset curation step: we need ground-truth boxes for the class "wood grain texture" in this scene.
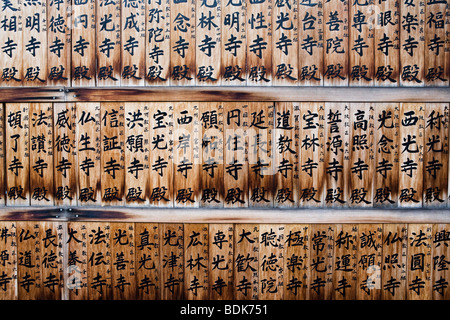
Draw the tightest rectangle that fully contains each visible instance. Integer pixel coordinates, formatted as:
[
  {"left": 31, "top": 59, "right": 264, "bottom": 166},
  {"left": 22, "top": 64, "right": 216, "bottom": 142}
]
[
  {"left": 234, "top": 223, "right": 259, "bottom": 300},
  {"left": 432, "top": 223, "right": 450, "bottom": 300},
  {"left": 76, "top": 102, "right": 101, "bottom": 206},
  {"left": 381, "top": 224, "right": 407, "bottom": 300},
  {"left": 248, "top": 102, "right": 274, "bottom": 207},
  {"left": 284, "top": 224, "right": 310, "bottom": 300},
  {"left": 323, "top": 0, "right": 348, "bottom": 86},
  {"left": 398, "top": 103, "right": 424, "bottom": 207},
  {"left": 124, "top": 102, "right": 150, "bottom": 205},
  {"left": 47, "top": 0, "right": 70, "bottom": 86},
  {"left": 423, "top": 103, "right": 448, "bottom": 207},
  {"left": 200, "top": 102, "right": 224, "bottom": 207},
  {"left": 274, "top": 102, "right": 298, "bottom": 207},
  {"left": 96, "top": 0, "right": 121, "bottom": 86},
  {"left": 71, "top": 0, "right": 96, "bottom": 86},
  {"left": 272, "top": 0, "right": 298, "bottom": 85},
  {"left": 0, "top": 0, "right": 23, "bottom": 87},
  {"left": 374, "top": 103, "right": 400, "bottom": 208},
  {"left": 17, "top": 221, "right": 40, "bottom": 299},
  {"left": 223, "top": 102, "right": 249, "bottom": 208},
  {"left": 111, "top": 222, "right": 136, "bottom": 299},
  {"left": 221, "top": 0, "right": 247, "bottom": 85},
  {"left": 0, "top": 104, "right": 5, "bottom": 206},
  {"left": 173, "top": 102, "right": 200, "bottom": 207},
  {"left": 299, "top": 102, "right": 325, "bottom": 207},
  {"left": 184, "top": 224, "right": 209, "bottom": 299},
  {"left": 246, "top": 0, "right": 272, "bottom": 85},
  {"left": 400, "top": 0, "right": 425, "bottom": 86},
  {"left": 146, "top": 0, "right": 171, "bottom": 85},
  {"left": 0, "top": 221, "right": 18, "bottom": 299},
  {"left": 29, "top": 103, "right": 53, "bottom": 206},
  {"left": 6, "top": 103, "right": 30, "bottom": 206},
  {"left": 298, "top": 0, "right": 324, "bottom": 86},
  {"left": 149, "top": 102, "right": 174, "bottom": 207},
  {"left": 101, "top": 102, "right": 125, "bottom": 206},
  {"left": 53, "top": 103, "right": 77, "bottom": 206},
  {"left": 66, "top": 222, "right": 88, "bottom": 300},
  {"left": 135, "top": 223, "right": 160, "bottom": 300},
  {"left": 170, "top": 0, "right": 196, "bottom": 85},
  {"left": 86, "top": 222, "right": 112, "bottom": 300},
  {"left": 407, "top": 224, "right": 432, "bottom": 300},
  {"left": 374, "top": 0, "right": 400, "bottom": 86},
  {"left": 333, "top": 224, "right": 357, "bottom": 300},
  {"left": 160, "top": 223, "right": 184, "bottom": 300},
  {"left": 209, "top": 223, "right": 234, "bottom": 300},
  {"left": 120, "top": 0, "right": 145, "bottom": 86},
  {"left": 22, "top": 0, "right": 47, "bottom": 86},
  {"left": 259, "top": 224, "right": 284, "bottom": 299}
]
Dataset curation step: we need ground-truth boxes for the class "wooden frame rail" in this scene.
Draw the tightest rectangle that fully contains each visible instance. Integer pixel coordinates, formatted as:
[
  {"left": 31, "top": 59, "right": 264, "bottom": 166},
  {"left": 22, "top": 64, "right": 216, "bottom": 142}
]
[
  {"left": 0, "top": 207, "right": 449, "bottom": 223},
  {"left": 0, "top": 87, "right": 449, "bottom": 103}
]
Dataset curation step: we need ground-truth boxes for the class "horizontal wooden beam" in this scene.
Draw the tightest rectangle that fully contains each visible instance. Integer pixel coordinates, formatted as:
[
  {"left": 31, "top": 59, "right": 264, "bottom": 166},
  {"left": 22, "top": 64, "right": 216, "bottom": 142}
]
[
  {"left": 0, "top": 87, "right": 66, "bottom": 102},
  {"left": 0, "top": 207, "right": 449, "bottom": 223},
  {"left": 66, "top": 86, "right": 450, "bottom": 102},
  {"left": 1, "top": 86, "right": 449, "bottom": 102}
]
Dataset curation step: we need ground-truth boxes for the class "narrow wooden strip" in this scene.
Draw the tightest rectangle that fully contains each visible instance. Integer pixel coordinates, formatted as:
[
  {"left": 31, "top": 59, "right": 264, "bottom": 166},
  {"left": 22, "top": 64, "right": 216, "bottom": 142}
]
[
  {"left": 135, "top": 223, "right": 160, "bottom": 300},
  {"left": 381, "top": 224, "right": 408, "bottom": 300},
  {"left": 298, "top": 0, "right": 324, "bottom": 86},
  {"left": 234, "top": 223, "right": 259, "bottom": 300},
  {"left": 121, "top": 0, "right": 146, "bottom": 86},
  {"left": 0, "top": 0, "right": 23, "bottom": 87},
  {"left": 398, "top": 103, "right": 424, "bottom": 207},
  {"left": 407, "top": 224, "right": 432, "bottom": 300},
  {"left": 274, "top": 102, "right": 298, "bottom": 207},
  {"left": 259, "top": 224, "right": 284, "bottom": 299},
  {"left": 47, "top": 0, "right": 70, "bottom": 86},
  {"left": 246, "top": 0, "right": 272, "bottom": 85},
  {"left": 53, "top": 103, "right": 77, "bottom": 206},
  {"left": 67, "top": 222, "right": 89, "bottom": 300},
  {"left": 124, "top": 102, "right": 150, "bottom": 205},
  {"left": 6, "top": 103, "right": 30, "bottom": 206},
  {"left": 209, "top": 223, "right": 234, "bottom": 300},
  {"left": 272, "top": 0, "right": 298, "bottom": 85},
  {"left": 146, "top": 0, "right": 171, "bottom": 85},
  {"left": 170, "top": 0, "right": 196, "bottom": 85},
  {"left": 101, "top": 102, "right": 125, "bottom": 206},
  {"left": 0, "top": 103, "right": 5, "bottom": 205},
  {"left": 374, "top": 0, "right": 400, "bottom": 86},
  {"left": 283, "top": 224, "right": 310, "bottom": 300},
  {"left": 333, "top": 224, "right": 358, "bottom": 300},
  {"left": 248, "top": 102, "right": 274, "bottom": 207},
  {"left": 29, "top": 103, "right": 54, "bottom": 206},
  {"left": 86, "top": 222, "right": 112, "bottom": 299},
  {"left": 71, "top": 0, "right": 96, "bottom": 86},
  {"left": 400, "top": 0, "right": 425, "bottom": 86},
  {"left": 22, "top": 0, "right": 47, "bottom": 86},
  {"left": 223, "top": 102, "right": 249, "bottom": 208},
  {"left": 356, "top": 223, "right": 382, "bottom": 300},
  {"left": 160, "top": 223, "right": 184, "bottom": 300},
  {"left": 221, "top": 0, "right": 247, "bottom": 85},
  {"left": 76, "top": 102, "right": 101, "bottom": 206},
  {"left": 65, "top": 87, "right": 450, "bottom": 103},
  {"left": 200, "top": 102, "right": 224, "bottom": 207},
  {"left": 96, "top": 0, "right": 121, "bottom": 86},
  {"left": 17, "top": 221, "right": 40, "bottom": 299},
  {"left": 423, "top": 103, "right": 448, "bottom": 207},
  {"left": 348, "top": 103, "right": 374, "bottom": 207},
  {"left": 111, "top": 222, "right": 136, "bottom": 299},
  {"left": 184, "top": 224, "right": 209, "bottom": 300},
  {"left": 195, "top": 0, "right": 221, "bottom": 85},
  {"left": 309, "top": 224, "right": 334, "bottom": 300},
  {"left": 0, "top": 221, "right": 18, "bottom": 299},
  {"left": 173, "top": 102, "right": 201, "bottom": 207},
  {"left": 431, "top": 223, "right": 450, "bottom": 300},
  {"left": 299, "top": 102, "right": 325, "bottom": 207},
  {"left": 149, "top": 102, "right": 174, "bottom": 207},
  {"left": 373, "top": 103, "right": 400, "bottom": 208}
]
